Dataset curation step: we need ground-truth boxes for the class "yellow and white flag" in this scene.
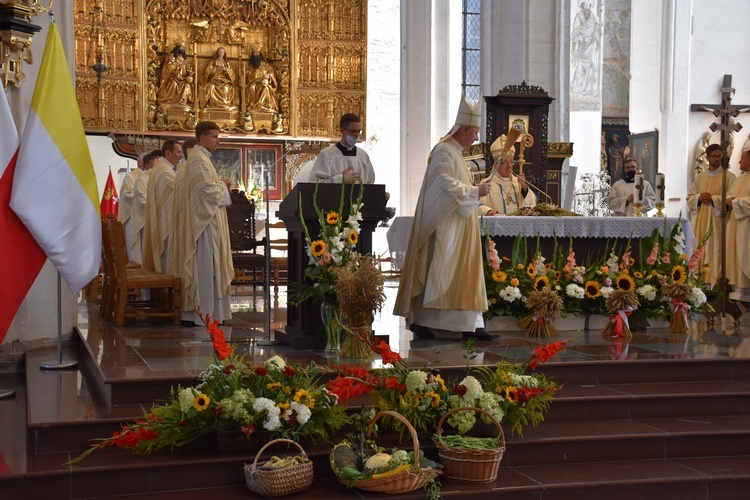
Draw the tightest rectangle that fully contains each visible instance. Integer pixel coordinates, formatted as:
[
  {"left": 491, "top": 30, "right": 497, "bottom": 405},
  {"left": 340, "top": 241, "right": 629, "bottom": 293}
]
[{"left": 10, "top": 23, "right": 101, "bottom": 293}]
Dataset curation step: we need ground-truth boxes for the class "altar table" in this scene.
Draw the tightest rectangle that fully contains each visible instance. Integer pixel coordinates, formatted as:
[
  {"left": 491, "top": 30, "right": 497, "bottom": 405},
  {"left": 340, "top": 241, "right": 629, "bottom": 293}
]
[{"left": 387, "top": 216, "right": 696, "bottom": 268}]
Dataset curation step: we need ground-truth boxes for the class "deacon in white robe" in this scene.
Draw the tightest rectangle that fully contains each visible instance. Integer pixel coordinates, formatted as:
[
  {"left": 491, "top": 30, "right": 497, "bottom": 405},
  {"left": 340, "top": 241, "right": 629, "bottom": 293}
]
[
  {"left": 173, "top": 122, "right": 234, "bottom": 325},
  {"left": 686, "top": 144, "right": 736, "bottom": 284},
  {"left": 143, "top": 140, "right": 182, "bottom": 273},
  {"left": 607, "top": 158, "right": 656, "bottom": 216},
  {"left": 119, "top": 153, "right": 146, "bottom": 261},
  {"left": 168, "top": 138, "right": 195, "bottom": 278},
  {"left": 309, "top": 113, "right": 375, "bottom": 185},
  {"left": 478, "top": 135, "right": 536, "bottom": 215},
  {"left": 725, "top": 149, "right": 750, "bottom": 298},
  {"left": 394, "top": 95, "right": 495, "bottom": 340},
  {"left": 128, "top": 153, "right": 157, "bottom": 265}
]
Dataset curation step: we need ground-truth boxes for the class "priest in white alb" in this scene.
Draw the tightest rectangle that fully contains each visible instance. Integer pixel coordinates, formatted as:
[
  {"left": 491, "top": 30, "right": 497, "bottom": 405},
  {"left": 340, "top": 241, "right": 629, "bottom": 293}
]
[
  {"left": 119, "top": 153, "right": 146, "bottom": 261},
  {"left": 173, "top": 121, "right": 234, "bottom": 325},
  {"left": 394, "top": 94, "right": 497, "bottom": 341},
  {"left": 143, "top": 140, "right": 182, "bottom": 274},
  {"left": 128, "top": 152, "right": 157, "bottom": 265},
  {"left": 686, "top": 144, "right": 736, "bottom": 284},
  {"left": 725, "top": 147, "right": 750, "bottom": 300}
]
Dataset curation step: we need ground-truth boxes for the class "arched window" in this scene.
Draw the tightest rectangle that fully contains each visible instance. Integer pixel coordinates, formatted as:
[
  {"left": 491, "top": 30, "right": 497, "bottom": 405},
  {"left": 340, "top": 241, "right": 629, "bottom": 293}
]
[{"left": 462, "top": 0, "right": 481, "bottom": 104}]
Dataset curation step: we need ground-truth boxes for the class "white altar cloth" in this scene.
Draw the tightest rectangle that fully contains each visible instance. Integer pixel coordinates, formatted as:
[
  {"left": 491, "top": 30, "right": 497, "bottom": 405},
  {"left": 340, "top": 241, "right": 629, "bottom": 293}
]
[{"left": 387, "top": 216, "right": 696, "bottom": 268}]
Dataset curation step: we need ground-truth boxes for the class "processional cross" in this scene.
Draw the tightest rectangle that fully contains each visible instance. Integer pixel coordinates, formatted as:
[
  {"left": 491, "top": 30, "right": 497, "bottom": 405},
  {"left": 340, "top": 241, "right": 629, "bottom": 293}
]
[{"left": 690, "top": 74, "right": 749, "bottom": 322}]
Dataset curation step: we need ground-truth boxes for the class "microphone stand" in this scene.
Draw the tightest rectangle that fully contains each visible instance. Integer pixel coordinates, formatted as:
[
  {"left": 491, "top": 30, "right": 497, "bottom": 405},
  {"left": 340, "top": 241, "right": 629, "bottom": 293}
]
[{"left": 257, "top": 166, "right": 281, "bottom": 346}]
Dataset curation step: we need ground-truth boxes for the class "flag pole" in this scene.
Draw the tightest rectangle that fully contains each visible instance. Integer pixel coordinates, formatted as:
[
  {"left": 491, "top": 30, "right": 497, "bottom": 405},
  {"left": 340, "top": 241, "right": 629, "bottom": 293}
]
[{"left": 39, "top": 271, "right": 79, "bottom": 370}]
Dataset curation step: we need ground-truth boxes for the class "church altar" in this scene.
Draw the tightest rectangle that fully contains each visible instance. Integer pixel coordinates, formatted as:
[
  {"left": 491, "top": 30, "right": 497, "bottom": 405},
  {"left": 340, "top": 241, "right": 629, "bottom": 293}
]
[{"left": 387, "top": 215, "right": 696, "bottom": 269}]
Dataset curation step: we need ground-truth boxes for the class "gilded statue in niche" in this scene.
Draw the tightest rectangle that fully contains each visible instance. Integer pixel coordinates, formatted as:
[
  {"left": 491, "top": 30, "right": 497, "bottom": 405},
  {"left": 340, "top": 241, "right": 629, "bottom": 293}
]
[
  {"left": 201, "top": 46, "right": 236, "bottom": 110},
  {"left": 246, "top": 45, "right": 278, "bottom": 113},
  {"left": 157, "top": 42, "right": 194, "bottom": 106}
]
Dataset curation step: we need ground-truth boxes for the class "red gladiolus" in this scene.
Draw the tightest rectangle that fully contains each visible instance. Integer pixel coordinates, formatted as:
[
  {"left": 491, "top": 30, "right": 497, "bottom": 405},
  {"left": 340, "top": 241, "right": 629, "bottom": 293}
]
[
  {"left": 453, "top": 384, "right": 468, "bottom": 397},
  {"left": 223, "top": 364, "right": 235, "bottom": 374},
  {"left": 377, "top": 340, "right": 402, "bottom": 364},
  {"left": 254, "top": 366, "right": 268, "bottom": 376},
  {"left": 528, "top": 340, "right": 568, "bottom": 370},
  {"left": 213, "top": 407, "right": 222, "bottom": 416},
  {"left": 283, "top": 365, "right": 296, "bottom": 377}
]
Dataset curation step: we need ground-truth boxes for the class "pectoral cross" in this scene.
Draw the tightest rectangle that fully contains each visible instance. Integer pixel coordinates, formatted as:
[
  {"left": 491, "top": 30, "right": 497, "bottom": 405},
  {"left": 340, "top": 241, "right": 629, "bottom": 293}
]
[
  {"left": 655, "top": 176, "right": 665, "bottom": 203},
  {"left": 634, "top": 176, "right": 644, "bottom": 202}
]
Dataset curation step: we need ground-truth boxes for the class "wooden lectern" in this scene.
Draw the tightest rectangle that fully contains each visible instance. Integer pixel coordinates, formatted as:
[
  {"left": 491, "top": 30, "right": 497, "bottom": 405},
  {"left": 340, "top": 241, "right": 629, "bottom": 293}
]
[{"left": 275, "top": 183, "right": 387, "bottom": 349}]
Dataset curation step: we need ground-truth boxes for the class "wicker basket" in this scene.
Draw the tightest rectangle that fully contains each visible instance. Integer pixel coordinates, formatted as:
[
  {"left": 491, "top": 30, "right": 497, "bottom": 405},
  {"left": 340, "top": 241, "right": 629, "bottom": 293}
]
[
  {"left": 244, "top": 438, "right": 313, "bottom": 497},
  {"left": 435, "top": 406, "right": 506, "bottom": 482},
  {"left": 337, "top": 410, "right": 441, "bottom": 494}
]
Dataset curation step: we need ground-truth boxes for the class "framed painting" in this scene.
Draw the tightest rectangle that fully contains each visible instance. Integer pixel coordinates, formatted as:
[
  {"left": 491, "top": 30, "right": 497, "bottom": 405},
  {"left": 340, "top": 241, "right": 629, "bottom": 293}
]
[
  {"left": 245, "top": 144, "right": 283, "bottom": 200},
  {"left": 211, "top": 146, "right": 243, "bottom": 189},
  {"left": 629, "top": 130, "right": 658, "bottom": 188}
]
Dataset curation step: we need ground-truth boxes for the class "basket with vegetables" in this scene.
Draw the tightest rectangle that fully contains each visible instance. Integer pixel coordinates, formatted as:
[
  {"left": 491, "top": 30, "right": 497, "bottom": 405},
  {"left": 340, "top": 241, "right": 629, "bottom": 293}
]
[
  {"left": 331, "top": 410, "right": 442, "bottom": 496},
  {"left": 434, "top": 407, "right": 506, "bottom": 482},
  {"left": 244, "top": 439, "right": 313, "bottom": 497}
]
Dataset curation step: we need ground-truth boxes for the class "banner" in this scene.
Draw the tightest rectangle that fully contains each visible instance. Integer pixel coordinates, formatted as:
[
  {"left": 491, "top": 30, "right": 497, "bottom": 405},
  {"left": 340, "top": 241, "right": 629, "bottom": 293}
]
[
  {"left": 0, "top": 91, "right": 46, "bottom": 341},
  {"left": 10, "top": 23, "right": 101, "bottom": 293},
  {"left": 100, "top": 168, "right": 119, "bottom": 220}
]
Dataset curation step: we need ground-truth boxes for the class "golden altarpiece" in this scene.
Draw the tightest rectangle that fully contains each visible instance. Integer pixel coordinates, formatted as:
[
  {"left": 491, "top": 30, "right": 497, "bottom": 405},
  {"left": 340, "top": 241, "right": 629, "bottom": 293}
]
[{"left": 72, "top": 0, "right": 367, "bottom": 199}]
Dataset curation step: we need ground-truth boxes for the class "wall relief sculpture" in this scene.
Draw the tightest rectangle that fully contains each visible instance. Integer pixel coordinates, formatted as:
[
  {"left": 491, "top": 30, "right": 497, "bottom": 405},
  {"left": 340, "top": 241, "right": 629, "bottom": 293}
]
[{"left": 144, "top": 0, "right": 291, "bottom": 133}]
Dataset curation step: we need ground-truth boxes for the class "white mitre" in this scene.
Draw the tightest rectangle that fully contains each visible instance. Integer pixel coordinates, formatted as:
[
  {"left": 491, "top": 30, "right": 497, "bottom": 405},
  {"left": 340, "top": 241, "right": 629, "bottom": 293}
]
[
  {"left": 445, "top": 93, "right": 482, "bottom": 138},
  {"left": 490, "top": 135, "right": 516, "bottom": 161}
]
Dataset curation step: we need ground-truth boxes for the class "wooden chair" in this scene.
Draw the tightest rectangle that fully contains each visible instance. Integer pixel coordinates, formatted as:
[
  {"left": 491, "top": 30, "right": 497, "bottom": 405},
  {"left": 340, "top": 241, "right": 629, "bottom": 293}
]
[
  {"left": 226, "top": 190, "right": 264, "bottom": 288},
  {"left": 105, "top": 218, "right": 182, "bottom": 326},
  {"left": 267, "top": 220, "right": 288, "bottom": 303},
  {"left": 100, "top": 216, "right": 144, "bottom": 321}
]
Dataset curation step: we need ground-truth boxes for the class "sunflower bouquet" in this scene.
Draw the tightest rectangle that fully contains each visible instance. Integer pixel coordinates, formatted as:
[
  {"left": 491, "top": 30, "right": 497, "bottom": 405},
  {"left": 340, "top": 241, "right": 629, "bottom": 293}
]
[
  {"left": 66, "top": 317, "right": 350, "bottom": 465},
  {"left": 289, "top": 180, "right": 365, "bottom": 306}
]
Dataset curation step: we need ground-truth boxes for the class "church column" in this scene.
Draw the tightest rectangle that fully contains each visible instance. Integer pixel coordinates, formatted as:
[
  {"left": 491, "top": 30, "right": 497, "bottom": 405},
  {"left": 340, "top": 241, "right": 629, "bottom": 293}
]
[{"left": 399, "top": 0, "right": 461, "bottom": 216}]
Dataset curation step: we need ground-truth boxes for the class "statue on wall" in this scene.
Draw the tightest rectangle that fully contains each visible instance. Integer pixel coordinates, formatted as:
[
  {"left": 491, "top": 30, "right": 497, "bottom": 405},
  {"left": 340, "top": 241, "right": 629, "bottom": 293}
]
[
  {"left": 245, "top": 45, "right": 279, "bottom": 112},
  {"left": 201, "top": 46, "right": 236, "bottom": 110},
  {"left": 157, "top": 42, "right": 194, "bottom": 106}
]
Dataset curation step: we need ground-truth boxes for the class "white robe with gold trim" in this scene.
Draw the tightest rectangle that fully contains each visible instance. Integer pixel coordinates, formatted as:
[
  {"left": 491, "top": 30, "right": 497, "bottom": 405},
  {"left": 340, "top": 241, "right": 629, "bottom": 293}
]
[
  {"left": 393, "top": 136, "right": 487, "bottom": 333},
  {"left": 143, "top": 158, "right": 176, "bottom": 273}
]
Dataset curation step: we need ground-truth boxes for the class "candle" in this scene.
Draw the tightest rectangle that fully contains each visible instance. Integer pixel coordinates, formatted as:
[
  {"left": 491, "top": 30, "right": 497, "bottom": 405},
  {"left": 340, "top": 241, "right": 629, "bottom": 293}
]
[
  {"left": 655, "top": 174, "right": 665, "bottom": 204},
  {"left": 634, "top": 174, "right": 644, "bottom": 203}
]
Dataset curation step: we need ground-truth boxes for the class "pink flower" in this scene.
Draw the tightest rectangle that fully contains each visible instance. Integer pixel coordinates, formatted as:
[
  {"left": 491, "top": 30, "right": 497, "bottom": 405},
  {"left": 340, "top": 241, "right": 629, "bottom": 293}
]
[
  {"left": 322, "top": 251, "right": 332, "bottom": 265},
  {"left": 620, "top": 249, "right": 631, "bottom": 271},
  {"left": 687, "top": 247, "right": 705, "bottom": 270},
  {"left": 646, "top": 242, "right": 659, "bottom": 266},
  {"left": 241, "top": 424, "right": 256, "bottom": 436},
  {"left": 566, "top": 251, "right": 576, "bottom": 269},
  {"left": 661, "top": 252, "right": 671, "bottom": 264},
  {"left": 488, "top": 241, "right": 500, "bottom": 270}
]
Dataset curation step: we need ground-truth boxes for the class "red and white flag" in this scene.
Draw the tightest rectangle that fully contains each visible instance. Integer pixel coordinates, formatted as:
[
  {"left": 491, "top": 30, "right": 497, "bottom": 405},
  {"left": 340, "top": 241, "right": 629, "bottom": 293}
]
[
  {"left": 100, "top": 168, "right": 119, "bottom": 220},
  {"left": 0, "top": 90, "right": 46, "bottom": 342}
]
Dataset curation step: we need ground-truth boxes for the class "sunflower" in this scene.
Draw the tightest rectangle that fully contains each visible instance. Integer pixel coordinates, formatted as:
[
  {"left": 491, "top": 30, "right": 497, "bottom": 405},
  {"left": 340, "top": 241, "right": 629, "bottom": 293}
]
[
  {"left": 193, "top": 393, "right": 210, "bottom": 412},
  {"left": 278, "top": 402, "right": 291, "bottom": 418},
  {"left": 497, "top": 386, "right": 519, "bottom": 403},
  {"left": 423, "top": 391, "right": 441, "bottom": 408},
  {"left": 294, "top": 388, "right": 316, "bottom": 409},
  {"left": 347, "top": 231, "right": 359, "bottom": 245},
  {"left": 633, "top": 271, "right": 643, "bottom": 279},
  {"left": 554, "top": 271, "right": 562, "bottom": 280},
  {"left": 434, "top": 374, "right": 447, "bottom": 392},
  {"left": 534, "top": 276, "right": 551, "bottom": 290},
  {"left": 616, "top": 274, "right": 635, "bottom": 291},
  {"left": 266, "top": 381, "right": 282, "bottom": 392},
  {"left": 325, "top": 211, "right": 339, "bottom": 225},
  {"left": 492, "top": 270, "right": 507, "bottom": 283},
  {"left": 584, "top": 280, "right": 602, "bottom": 298},
  {"left": 671, "top": 265, "right": 687, "bottom": 283},
  {"left": 527, "top": 264, "right": 538, "bottom": 278},
  {"left": 311, "top": 240, "right": 326, "bottom": 257}
]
